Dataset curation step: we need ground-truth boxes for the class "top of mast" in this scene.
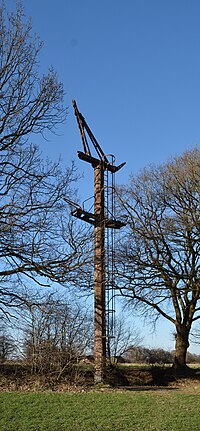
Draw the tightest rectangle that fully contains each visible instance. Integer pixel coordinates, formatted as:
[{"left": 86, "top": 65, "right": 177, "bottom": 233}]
[{"left": 72, "top": 100, "right": 126, "bottom": 173}]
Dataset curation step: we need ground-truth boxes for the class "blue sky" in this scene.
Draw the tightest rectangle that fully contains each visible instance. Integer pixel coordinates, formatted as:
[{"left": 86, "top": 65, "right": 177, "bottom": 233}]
[
  {"left": 6, "top": 0, "right": 200, "bottom": 353},
  {"left": 19, "top": 0, "right": 200, "bottom": 178}
]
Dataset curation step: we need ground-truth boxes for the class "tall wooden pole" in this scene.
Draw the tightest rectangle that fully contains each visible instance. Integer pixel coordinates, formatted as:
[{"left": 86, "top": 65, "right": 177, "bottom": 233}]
[
  {"left": 94, "top": 162, "right": 106, "bottom": 383},
  {"left": 72, "top": 100, "right": 126, "bottom": 384}
]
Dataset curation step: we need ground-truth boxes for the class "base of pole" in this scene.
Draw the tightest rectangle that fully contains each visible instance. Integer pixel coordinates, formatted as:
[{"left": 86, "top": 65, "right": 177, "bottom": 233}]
[{"left": 94, "top": 371, "right": 104, "bottom": 384}]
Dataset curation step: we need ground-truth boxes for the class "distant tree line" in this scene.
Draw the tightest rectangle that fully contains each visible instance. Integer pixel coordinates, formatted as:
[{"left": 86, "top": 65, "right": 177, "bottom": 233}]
[
  {"left": 123, "top": 346, "right": 200, "bottom": 366},
  {"left": 1, "top": 332, "right": 200, "bottom": 371},
  {"left": 1, "top": 302, "right": 200, "bottom": 374}
]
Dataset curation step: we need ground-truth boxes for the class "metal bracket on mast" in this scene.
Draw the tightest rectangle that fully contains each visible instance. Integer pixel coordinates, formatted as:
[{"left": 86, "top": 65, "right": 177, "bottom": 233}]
[
  {"left": 72, "top": 207, "right": 126, "bottom": 229},
  {"left": 72, "top": 100, "right": 126, "bottom": 173}
]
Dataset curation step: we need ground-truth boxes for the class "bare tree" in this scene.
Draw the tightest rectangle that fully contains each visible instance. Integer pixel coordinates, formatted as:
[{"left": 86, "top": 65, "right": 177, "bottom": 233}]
[
  {"left": 190, "top": 324, "right": 200, "bottom": 346},
  {"left": 117, "top": 148, "right": 200, "bottom": 371},
  {"left": 0, "top": 3, "right": 92, "bottom": 318},
  {"left": 23, "top": 292, "right": 93, "bottom": 376},
  {"left": 107, "top": 314, "right": 143, "bottom": 365},
  {"left": 0, "top": 2, "right": 66, "bottom": 150},
  {"left": 0, "top": 145, "right": 91, "bottom": 318},
  {"left": 0, "top": 329, "right": 18, "bottom": 362}
]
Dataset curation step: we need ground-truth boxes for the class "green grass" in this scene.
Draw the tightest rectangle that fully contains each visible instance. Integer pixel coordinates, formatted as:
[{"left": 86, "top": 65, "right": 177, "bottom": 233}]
[{"left": 0, "top": 388, "right": 200, "bottom": 431}]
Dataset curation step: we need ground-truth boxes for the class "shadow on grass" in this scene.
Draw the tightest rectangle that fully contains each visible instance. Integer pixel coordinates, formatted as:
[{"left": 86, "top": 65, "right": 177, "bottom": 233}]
[
  {"left": 1, "top": 362, "right": 200, "bottom": 391},
  {"left": 105, "top": 364, "right": 200, "bottom": 389}
]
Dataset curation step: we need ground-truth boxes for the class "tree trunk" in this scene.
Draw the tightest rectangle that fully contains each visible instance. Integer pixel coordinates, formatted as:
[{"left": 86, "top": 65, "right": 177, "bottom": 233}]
[{"left": 173, "top": 326, "right": 190, "bottom": 371}]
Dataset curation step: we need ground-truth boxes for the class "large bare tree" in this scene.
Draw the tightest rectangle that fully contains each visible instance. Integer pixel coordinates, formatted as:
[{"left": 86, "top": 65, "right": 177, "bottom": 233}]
[
  {"left": 117, "top": 148, "right": 200, "bottom": 370},
  {"left": 0, "top": 2, "right": 91, "bottom": 318},
  {"left": 0, "top": 2, "right": 66, "bottom": 150}
]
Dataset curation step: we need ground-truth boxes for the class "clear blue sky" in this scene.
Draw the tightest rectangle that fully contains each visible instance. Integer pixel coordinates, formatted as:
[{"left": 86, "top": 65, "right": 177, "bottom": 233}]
[
  {"left": 7, "top": 0, "right": 200, "bottom": 353},
  {"left": 19, "top": 0, "right": 200, "bottom": 176}
]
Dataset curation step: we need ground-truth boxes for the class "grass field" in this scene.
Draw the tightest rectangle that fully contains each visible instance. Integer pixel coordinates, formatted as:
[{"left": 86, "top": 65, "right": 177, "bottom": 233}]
[{"left": 1, "top": 385, "right": 200, "bottom": 431}]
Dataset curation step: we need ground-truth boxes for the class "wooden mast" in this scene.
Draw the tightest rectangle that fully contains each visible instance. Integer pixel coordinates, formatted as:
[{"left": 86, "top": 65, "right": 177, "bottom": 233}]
[
  {"left": 93, "top": 163, "right": 106, "bottom": 383},
  {"left": 72, "top": 100, "right": 126, "bottom": 383}
]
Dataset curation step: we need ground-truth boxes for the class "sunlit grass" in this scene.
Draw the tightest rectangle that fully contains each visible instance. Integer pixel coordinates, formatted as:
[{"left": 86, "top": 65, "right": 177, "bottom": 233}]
[{"left": 0, "top": 387, "right": 200, "bottom": 431}]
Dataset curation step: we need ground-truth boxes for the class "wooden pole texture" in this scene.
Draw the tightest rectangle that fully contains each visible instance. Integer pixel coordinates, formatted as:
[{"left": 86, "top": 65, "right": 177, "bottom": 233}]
[{"left": 94, "top": 162, "right": 106, "bottom": 383}]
